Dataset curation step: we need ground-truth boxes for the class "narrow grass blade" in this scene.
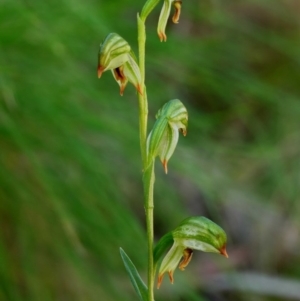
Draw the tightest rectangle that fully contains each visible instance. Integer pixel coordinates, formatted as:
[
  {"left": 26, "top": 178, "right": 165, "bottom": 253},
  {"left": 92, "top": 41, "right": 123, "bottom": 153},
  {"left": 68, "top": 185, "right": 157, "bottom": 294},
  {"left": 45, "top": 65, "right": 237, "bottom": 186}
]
[{"left": 120, "top": 248, "right": 148, "bottom": 301}]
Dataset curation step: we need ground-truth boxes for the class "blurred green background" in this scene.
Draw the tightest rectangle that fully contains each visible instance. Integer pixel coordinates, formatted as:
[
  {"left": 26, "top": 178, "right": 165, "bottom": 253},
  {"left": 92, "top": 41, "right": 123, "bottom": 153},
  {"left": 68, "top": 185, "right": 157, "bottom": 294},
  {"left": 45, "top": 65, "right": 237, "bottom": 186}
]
[{"left": 1, "top": 0, "right": 300, "bottom": 300}]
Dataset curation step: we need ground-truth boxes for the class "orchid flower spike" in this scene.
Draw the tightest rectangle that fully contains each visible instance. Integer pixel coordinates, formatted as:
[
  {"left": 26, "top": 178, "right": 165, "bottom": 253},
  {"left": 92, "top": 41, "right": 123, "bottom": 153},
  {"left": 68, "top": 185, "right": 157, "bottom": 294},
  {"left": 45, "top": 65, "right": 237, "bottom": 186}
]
[
  {"left": 154, "top": 216, "right": 228, "bottom": 288},
  {"left": 97, "top": 33, "right": 142, "bottom": 95},
  {"left": 157, "top": 0, "right": 182, "bottom": 42},
  {"left": 147, "top": 99, "right": 188, "bottom": 174}
]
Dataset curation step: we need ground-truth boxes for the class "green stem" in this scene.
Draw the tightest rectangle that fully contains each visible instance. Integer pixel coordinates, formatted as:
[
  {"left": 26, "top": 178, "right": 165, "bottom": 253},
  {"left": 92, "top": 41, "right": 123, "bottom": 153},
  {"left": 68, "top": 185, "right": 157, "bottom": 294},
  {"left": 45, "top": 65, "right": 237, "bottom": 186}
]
[
  {"left": 137, "top": 13, "right": 155, "bottom": 301},
  {"left": 143, "top": 161, "right": 155, "bottom": 301}
]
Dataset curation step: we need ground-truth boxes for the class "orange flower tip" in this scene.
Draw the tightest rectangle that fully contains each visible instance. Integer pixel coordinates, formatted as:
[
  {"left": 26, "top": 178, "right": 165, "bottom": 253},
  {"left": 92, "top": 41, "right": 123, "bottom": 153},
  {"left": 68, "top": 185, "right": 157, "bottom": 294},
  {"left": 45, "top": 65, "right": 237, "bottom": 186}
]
[
  {"left": 220, "top": 245, "right": 229, "bottom": 258},
  {"left": 137, "top": 84, "right": 143, "bottom": 95},
  {"left": 172, "top": 1, "right": 182, "bottom": 24},
  {"left": 158, "top": 31, "right": 167, "bottom": 42},
  {"left": 162, "top": 160, "right": 168, "bottom": 174},
  {"left": 168, "top": 271, "right": 174, "bottom": 284},
  {"left": 97, "top": 65, "right": 104, "bottom": 78},
  {"left": 157, "top": 274, "right": 164, "bottom": 289},
  {"left": 172, "top": 14, "right": 180, "bottom": 24},
  {"left": 120, "top": 86, "right": 125, "bottom": 96},
  {"left": 181, "top": 129, "right": 187, "bottom": 136},
  {"left": 179, "top": 248, "right": 193, "bottom": 270}
]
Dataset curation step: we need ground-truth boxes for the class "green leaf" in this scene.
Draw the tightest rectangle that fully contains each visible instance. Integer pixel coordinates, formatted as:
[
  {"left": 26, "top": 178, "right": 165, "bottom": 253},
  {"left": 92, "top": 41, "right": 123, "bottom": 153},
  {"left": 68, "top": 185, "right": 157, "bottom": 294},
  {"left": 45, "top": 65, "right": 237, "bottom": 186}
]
[
  {"left": 140, "top": 0, "right": 160, "bottom": 22},
  {"left": 120, "top": 248, "right": 148, "bottom": 301}
]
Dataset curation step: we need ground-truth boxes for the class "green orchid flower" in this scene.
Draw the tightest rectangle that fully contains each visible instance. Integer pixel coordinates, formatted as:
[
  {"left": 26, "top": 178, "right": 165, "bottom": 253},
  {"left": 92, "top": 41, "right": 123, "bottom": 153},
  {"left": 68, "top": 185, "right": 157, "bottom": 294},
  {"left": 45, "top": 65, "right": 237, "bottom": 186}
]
[
  {"left": 98, "top": 33, "right": 142, "bottom": 95},
  {"left": 147, "top": 99, "right": 188, "bottom": 173},
  {"left": 154, "top": 216, "right": 228, "bottom": 288}
]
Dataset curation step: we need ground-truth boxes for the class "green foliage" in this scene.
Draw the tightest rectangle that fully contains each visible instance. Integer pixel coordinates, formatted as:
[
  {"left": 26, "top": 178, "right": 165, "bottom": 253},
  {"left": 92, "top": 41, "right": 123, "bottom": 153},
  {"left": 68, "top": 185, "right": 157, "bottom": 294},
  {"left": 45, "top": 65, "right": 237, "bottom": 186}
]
[
  {"left": 120, "top": 248, "right": 148, "bottom": 301},
  {"left": 1, "top": 0, "right": 300, "bottom": 301}
]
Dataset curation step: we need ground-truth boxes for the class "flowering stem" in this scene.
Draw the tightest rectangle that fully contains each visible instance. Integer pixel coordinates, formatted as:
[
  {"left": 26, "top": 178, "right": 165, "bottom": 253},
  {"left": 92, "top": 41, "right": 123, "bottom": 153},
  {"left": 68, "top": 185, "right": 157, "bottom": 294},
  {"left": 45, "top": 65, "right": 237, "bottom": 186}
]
[
  {"left": 137, "top": 13, "right": 155, "bottom": 301},
  {"left": 143, "top": 161, "right": 155, "bottom": 301}
]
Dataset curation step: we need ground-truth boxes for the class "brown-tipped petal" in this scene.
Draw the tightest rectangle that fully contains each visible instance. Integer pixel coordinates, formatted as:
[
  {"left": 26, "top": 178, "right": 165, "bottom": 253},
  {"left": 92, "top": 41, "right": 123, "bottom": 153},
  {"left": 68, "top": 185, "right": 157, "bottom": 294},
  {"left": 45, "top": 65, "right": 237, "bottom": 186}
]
[
  {"left": 168, "top": 270, "right": 174, "bottom": 284},
  {"left": 119, "top": 85, "right": 125, "bottom": 96},
  {"left": 136, "top": 83, "right": 143, "bottom": 96},
  {"left": 181, "top": 128, "right": 187, "bottom": 136},
  {"left": 172, "top": 1, "right": 182, "bottom": 23},
  {"left": 97, "top": 65, "right": 105, "bottom": 78},
  {"left": 220, "top": 245, "right": 229, "bottom": 258},
  {"left": 113, "top": 67, "right": 127, "bottom": 96},
  {"left": 157, "top": 273, "right": 164, "bottom": 289},
  {"left": 179, "top": 248, "right": 193, "bottom": 270},
  {"left": 162, "top": 159, "right": 168, "bottom": 174},
  {"left": 158, "top": 31, "right": 167, "bottom": 42}
]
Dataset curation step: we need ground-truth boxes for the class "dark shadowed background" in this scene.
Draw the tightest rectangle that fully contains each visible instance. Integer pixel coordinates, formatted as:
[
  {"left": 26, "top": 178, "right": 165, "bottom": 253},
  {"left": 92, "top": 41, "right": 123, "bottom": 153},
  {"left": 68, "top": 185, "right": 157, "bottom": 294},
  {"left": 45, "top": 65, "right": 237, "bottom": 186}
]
[{"left": 1, "top": 0, "right": 300, "bottom": 300}]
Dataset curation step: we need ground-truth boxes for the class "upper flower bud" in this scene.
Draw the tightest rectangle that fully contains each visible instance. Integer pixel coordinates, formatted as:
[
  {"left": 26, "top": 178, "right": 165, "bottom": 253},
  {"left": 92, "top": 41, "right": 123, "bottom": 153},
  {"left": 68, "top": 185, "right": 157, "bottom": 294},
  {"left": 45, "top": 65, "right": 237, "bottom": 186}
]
[
  {"left": 147, "top": 99, "right": 188, "bottom": 173},
  {"left": 157, "top": 0, "right": 182, "bottom": 42},
  {"left": 98, "top": 33, "right": 142, "bottom": 95},
  {"left": 154, "top": 216, "right": 228, "bottom": 288}
]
